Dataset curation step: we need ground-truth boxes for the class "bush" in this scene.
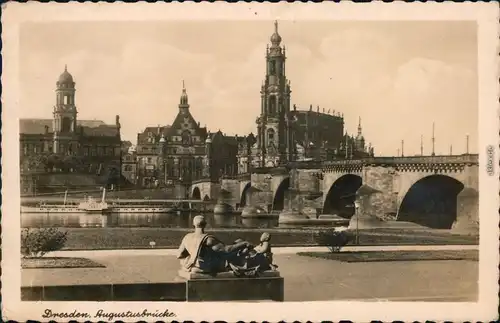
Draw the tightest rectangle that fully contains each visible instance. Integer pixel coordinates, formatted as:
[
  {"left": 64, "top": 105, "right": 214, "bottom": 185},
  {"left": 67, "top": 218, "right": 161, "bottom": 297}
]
[
  {"left": 313, "top": 229, "right": 353, "bottom": 253},
  {"left": 21, "top": 228, "right": 68, "bottom": 258}
]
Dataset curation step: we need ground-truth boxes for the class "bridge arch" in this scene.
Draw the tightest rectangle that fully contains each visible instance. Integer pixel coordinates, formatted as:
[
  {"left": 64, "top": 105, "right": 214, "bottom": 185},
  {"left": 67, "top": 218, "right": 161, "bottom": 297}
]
[
  {"left": 191, "top": 187, "right": 201, "bottom": 200},
  {"left": 323, "top": 174, "right": 362, "bottom": 218},
  {"left": 272, "top": 177, "right": 290, "bottom": 212},
  {"left": 240, "top": 182, "right": 252, "bottom": 208},
  {"left": 397, "top": 174, "right": 464, "bottom": 229}
]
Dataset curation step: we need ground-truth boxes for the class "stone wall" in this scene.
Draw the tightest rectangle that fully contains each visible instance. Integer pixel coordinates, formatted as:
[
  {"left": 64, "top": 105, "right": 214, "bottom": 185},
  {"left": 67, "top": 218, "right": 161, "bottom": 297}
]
[
  {"left": 295, "top": 169, "right": 320, "bottom": 193},
  {"left": 191, "top": 181, "right": 219, "bottom": 201},
  {"left": 360, "top": 166, "right": 398, "bottom": 220},
  {"left": 454, "top": 187, "right": 479, "bottom": 232},
  {"left": 249, "top": 173, "right": 273, "bottom": 210},
  {"left": 220, "top": 179, "right": 240, "bottom": 208}
]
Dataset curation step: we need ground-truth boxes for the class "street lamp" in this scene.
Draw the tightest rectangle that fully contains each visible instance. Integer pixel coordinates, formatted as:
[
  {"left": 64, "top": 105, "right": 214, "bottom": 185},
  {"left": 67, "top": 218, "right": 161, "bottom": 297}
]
[
  {"left": 466, "top": 133, "right": 470, "bottom": 155},
  {"left": 354, "top": 200, "right": 360, "bottom": 245}
]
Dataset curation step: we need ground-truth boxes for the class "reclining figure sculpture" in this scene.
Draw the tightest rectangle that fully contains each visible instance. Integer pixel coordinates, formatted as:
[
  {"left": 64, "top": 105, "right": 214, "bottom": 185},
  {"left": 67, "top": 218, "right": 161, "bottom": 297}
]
[{"left": 177, "top": 215, "right": 278, "bottom": 278}]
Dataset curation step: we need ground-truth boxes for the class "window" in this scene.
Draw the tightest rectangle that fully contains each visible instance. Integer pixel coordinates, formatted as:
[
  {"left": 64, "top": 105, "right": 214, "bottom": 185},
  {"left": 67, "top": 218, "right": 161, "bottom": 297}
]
[
  {"left": 267, "top": 128, "right": 275, "bottom": 145},
  {"left": 268, "top": 96, "right": 276, "bottom": 115},
  {"left": 147, "top": 157, "right": 152, "bottom": 164},
  {"left": 182, "top": 130, "right": 191, "bottom": 146},
  {"left": 270, "top": 60, "right": 276, "bottom": 75},
  {"left": 61, "top": 117, "right": 71, "bottom": 132}
]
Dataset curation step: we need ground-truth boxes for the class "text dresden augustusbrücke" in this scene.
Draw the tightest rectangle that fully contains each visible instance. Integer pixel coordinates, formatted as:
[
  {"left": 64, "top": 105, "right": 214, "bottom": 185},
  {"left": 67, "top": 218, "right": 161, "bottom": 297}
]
[{"left": 42, "top": 308, "right": 177, "bottom": 321}]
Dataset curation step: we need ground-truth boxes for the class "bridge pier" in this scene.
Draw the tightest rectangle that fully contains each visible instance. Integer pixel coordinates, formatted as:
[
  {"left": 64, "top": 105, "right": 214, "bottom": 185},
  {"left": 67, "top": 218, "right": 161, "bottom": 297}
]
[
  {"left": 452, "top": 187, "right": 479, "bottom": 233},
  {"left": 346, "top": 165, "right": 399, "bottom": 229}
]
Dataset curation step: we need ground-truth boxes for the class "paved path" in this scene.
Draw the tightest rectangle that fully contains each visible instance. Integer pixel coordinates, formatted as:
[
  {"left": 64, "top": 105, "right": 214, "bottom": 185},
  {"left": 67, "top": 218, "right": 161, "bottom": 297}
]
[
  {"left": 49, "top": 244, "right": 478, "bottom": 258},
  {"left": 22, "top": 252, "right": 478, "bottom": 302}
]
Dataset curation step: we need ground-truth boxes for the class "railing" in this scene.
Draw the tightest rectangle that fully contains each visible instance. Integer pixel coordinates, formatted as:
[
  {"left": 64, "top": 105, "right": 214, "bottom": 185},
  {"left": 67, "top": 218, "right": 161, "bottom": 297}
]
[{"left": 321, "top": 154, "right": 479, "bottom": 167}]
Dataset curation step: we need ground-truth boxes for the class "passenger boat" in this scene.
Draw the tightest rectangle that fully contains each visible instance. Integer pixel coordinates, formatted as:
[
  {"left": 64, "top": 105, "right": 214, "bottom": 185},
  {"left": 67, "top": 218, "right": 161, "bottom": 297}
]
[
  {"left": 107, "top": 206, "right": 176, "bottom": 214},
  {"left": 21, "top": 204, "right": 84, "bottom": 214},
  {"left": 21, "top": 190, "right": 85, "bottom": 213},
  {"left": 77, "top": 189, "right": 109, "bottom": 213}
]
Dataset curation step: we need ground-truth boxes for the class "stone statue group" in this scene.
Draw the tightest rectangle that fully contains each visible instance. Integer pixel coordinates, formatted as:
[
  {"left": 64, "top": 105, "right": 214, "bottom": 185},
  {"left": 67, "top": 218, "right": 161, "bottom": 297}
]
[{"left": 177, "top": 215, "right": 278, "bottom": 278}]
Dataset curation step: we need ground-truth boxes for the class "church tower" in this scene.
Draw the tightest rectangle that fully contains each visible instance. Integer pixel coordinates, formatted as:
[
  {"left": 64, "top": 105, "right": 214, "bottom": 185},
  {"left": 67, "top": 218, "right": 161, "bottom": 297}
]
[
  {"left": 355, "top": 117, "right": 366, "bottom": 153},
  {"left": 257, "top": 21, "right": 292, "bottom": 166},
  {"left": 53, "top": 65, "right": 77, "bottom": 134}
]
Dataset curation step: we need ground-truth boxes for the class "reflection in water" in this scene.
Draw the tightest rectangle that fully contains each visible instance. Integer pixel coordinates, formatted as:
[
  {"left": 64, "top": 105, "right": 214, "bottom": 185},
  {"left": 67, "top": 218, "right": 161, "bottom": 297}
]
[{"left": 21, "top": 212, "right": 279, "bottom": 229}]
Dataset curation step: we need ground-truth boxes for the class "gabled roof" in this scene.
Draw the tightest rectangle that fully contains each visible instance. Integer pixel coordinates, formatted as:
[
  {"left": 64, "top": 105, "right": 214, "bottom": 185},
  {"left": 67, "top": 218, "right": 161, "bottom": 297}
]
[{"left": 170, "top": 110, "right": 204, "bottom": 136}]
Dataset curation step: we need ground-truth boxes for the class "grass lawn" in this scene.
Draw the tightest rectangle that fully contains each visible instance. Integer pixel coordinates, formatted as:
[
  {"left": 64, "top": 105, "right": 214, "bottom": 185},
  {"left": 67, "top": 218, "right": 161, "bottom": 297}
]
[
  {"left": 21, "top": 257, "right": 106, "bottom": 269},
  {"left": 19, "top": 227, "right": 478, "bottom": 251},
  {"left": 297, "top": 250, "right": 479, "bottom": 262}
]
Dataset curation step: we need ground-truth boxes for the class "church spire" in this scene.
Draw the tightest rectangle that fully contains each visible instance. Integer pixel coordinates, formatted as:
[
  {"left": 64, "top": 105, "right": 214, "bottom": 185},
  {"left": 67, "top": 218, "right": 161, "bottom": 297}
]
[
  {"left": 357, "top": 117, "right": 362, "bottom": 136},
  {"left": 179, "top": 80, "right": 189, "bottom": 106}
]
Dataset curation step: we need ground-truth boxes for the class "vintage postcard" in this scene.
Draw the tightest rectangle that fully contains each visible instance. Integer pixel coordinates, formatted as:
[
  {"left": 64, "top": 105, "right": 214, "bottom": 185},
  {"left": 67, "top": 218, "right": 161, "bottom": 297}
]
[{"left": 2, "top": 2, "right": 499, "bottom": 322}]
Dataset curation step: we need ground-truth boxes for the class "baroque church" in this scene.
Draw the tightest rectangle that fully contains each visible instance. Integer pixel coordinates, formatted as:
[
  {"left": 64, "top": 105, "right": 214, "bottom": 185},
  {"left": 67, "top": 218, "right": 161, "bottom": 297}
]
[{"left": 237, "top": 22, "right": 374, "bottom": 174}]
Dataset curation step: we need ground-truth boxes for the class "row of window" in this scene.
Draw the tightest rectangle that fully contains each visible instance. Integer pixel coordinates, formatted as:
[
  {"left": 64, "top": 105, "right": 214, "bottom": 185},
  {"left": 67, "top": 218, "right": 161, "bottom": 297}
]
[{"left": 21, "top": 143, "right": 120, "bottom": 157}]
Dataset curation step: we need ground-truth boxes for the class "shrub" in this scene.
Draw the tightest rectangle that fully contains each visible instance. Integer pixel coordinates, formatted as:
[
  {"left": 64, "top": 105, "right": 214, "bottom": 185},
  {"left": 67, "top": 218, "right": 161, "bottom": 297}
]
[
  {"left": 21, "top": 228, "right": 68, "bottom": 258},
  {"left": 313, "top": 229, "right": 353, "bottom": 253}
]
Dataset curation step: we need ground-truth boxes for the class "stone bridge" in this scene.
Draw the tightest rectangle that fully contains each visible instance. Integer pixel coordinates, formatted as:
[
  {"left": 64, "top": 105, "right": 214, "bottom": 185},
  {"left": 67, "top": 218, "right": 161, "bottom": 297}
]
[{"left": 191, "top": 154, "right": 479, "bottom": 230}]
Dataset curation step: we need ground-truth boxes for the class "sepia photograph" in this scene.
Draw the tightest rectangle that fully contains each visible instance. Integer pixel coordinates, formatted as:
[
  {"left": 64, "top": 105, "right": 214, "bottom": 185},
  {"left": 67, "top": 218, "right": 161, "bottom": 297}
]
[{"left": 2, "top": 2, "right": 499, "bottom": 322}]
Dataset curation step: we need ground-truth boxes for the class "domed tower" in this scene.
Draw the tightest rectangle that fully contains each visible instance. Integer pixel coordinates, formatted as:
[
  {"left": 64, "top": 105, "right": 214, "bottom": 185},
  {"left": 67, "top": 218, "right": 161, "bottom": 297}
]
[
  {"left": 257, "top": 21, "right": 292, "bottom": 166},
  {"left": 53, "top": 65, "right": 77, "bottom": 134}
]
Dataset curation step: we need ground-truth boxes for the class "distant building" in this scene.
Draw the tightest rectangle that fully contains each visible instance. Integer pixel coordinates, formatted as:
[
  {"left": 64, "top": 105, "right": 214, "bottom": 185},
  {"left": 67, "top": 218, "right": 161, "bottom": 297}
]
[
  {"left": 19, "top": 66, "right": 122, "bottom": 192},
  {"left": 121, "top": 145, "right": 138, "bottom": 185},
  {"left": 121, "top": 140, "right": 133, "bottom": 154},
  {"left": 237, "top": 22, "right": 374, "bottom": 172},
  {"left": 135, "top": 84, "right": 238, "bottom": 189}
]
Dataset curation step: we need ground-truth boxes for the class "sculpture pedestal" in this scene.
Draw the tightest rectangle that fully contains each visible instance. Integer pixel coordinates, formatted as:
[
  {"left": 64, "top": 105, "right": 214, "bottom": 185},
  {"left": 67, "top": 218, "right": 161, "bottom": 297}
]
[{"left": 175, "top": 271, "right": 284, "bottom": 302}]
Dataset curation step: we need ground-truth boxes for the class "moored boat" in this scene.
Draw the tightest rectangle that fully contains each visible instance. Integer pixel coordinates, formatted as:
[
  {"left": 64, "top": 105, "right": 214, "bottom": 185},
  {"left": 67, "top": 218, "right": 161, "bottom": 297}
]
[
  {"left": 21, "top": 204, "right": 84, "bottom": 214},
  {"left": 108, "top": 206, "right": 175, "bottom": 213},
  {"left": 77, "top": 189, "right": 109, "bottom": 213}
]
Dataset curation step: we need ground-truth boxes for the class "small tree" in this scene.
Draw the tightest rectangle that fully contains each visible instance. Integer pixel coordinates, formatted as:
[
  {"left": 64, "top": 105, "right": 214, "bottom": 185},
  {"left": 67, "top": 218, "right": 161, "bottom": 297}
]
[
  {"left": 21, "top": 228, "right": 68, "bottom": 258},
  {"left": 313, "top": 229, "right": 352, "bottom": 253}
]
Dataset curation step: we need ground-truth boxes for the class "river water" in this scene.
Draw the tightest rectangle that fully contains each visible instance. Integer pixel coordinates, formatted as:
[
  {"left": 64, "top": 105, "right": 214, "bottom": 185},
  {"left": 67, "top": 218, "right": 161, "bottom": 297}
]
[{"left": 21, "top": 212, "right": 279, "bottom": 229}]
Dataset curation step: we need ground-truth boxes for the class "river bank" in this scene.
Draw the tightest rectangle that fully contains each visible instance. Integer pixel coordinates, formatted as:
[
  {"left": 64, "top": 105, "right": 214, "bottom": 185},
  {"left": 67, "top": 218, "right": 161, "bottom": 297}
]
[{"left": 25, "top": 227, "right": 479, "bottom": 251}]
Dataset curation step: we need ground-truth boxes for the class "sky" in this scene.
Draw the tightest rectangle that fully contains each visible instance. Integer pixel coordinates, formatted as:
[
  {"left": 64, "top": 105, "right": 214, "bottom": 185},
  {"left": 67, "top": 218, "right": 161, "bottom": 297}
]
[{"left": 19, "top": 20, "right": 478, "bottom": 156}]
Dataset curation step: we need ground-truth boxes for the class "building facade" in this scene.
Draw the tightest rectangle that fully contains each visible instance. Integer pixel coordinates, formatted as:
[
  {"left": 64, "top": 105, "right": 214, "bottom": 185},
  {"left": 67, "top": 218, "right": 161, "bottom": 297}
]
[
  {"left": 236, "top": 22, "right": 374, "bottom": 173},
  {"left": 135, "top": 85, "right": 238, "bottom": 189},
  {"left": 121, "top": 145, "right": 138, "bottom": 186},
  {"left": 19, "top": 66, "right": 122, "bottom": 191}
]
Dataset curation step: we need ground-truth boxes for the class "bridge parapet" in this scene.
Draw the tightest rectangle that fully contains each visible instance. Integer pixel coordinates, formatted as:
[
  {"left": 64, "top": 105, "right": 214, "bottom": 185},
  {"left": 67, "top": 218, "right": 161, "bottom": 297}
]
[{"left": 321, "top": 154, "right": 478, "bottom": 173}]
